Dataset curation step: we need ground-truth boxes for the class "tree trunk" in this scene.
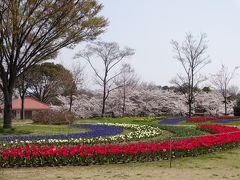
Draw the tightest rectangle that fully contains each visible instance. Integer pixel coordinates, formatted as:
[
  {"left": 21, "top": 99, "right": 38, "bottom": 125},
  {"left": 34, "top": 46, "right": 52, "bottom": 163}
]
[
  {"left": 101, "top": 74, "right": 107, "bottom": 118},
  {"left": 189, "top": 69, "right": 194, "bottom": 118},
  {"left": 224, "top": 96, "right": 227, "bottom": 116},
  {"left": 69, "top": 93, "right": 73, "bottom": 112},
  {"left": 122, "top": 86, "right": 126, "bottom": 117},
  {"left": 20, "top": 95, "right": 25, "bottom": 119},
  {"left": 101, "top": 92, "right": 106, "bottom": 118},
  {"left": 188, "top": 87, "right": 192, "bottom": 117},
  {"left": 1, "top": 70, "right": 16, "bottom": 128},
  {"left": 188, "top": 102, "right": 192, "bottom": 117},
  {"left": 3, "top": 92, "right": 13, "bottom": 129}
]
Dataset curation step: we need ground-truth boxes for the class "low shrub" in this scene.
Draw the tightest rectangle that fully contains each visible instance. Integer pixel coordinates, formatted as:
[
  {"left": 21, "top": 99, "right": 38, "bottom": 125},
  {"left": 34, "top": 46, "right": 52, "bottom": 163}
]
[{"left": 32, "top": 110, "right": 75, "bottom": 125}]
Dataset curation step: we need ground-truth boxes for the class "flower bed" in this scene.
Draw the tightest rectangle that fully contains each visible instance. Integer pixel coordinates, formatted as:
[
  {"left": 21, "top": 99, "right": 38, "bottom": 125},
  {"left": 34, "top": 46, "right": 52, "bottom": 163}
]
[
  {"left": 0, "top": 124, "right": 162, "bottom": 147},
  {"left": 0, "top": 124, "right": 124, "bottom": 142},
  {"left": 1, "top": 124, "right": 239, "bottom": 167},
  {"left": 197, "top": 124, "right": 240, "bottom": 134},
  {"left": 213, "top": 118, "right": 240, "bottom": 123},
  {"left": 159, "top": 117, "right": 187, "bottom": 124},
  {"left": 187, "top": 116, "right": 239, "bottom": 123}
]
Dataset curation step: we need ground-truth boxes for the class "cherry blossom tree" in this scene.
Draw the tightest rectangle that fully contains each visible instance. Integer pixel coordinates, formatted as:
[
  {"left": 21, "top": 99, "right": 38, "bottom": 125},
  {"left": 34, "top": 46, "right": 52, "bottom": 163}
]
[
  {"left": 54, "top": 83, "right": 236, "bottom": 118},
  {"left": 76, "top": 41, "right": 135, "bottom": 117},
  {"left": 63, "top": 63, "right": 85, "bottom": 112},
  {"left": 211, "top": 65, "right": 239, "bottom": 115},
  {"left": 114, "top": 64, "right": 139, "bottom": 116}
]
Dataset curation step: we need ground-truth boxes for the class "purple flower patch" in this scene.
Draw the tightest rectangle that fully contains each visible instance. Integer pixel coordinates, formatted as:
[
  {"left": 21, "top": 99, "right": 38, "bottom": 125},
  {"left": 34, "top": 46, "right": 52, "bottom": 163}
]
[
  {"left": 0, "top": 124, "right": 124, "bottom": 142},
  {"left": 159, "top": 117, "right": 187, "bottom": 124},
  {"left": 213, "top": 118, "right": 240, "bottom": 123}
]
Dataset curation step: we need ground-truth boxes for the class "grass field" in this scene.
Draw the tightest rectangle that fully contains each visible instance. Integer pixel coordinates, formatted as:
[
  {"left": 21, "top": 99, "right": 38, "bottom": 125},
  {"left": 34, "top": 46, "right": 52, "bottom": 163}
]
[
  {"left": 0, "top": 125, "right": 89, "bottom": 136},
  {"left": 0, "top": 119, "right": 91, "bottom": 136},
  {"left": 0, "top": 148, "right": 239, "bottom": 180}
]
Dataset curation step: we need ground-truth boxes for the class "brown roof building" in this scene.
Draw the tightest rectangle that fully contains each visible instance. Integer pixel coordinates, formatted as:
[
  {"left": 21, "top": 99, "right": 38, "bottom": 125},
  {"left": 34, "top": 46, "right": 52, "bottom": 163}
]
[{"left": 0, "top": 97, "right": 50, "bottom": 119}]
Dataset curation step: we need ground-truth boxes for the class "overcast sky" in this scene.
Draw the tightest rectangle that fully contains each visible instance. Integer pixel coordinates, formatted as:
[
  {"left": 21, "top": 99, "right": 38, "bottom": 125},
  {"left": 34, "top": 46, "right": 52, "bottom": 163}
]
[{"left": 56, "top": 0, "right": 240, "bottom": 87}]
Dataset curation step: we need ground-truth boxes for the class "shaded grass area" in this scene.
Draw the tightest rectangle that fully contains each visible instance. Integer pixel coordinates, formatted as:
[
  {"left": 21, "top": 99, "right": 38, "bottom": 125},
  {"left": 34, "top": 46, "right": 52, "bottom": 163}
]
[
  {"left": 0, "top": 125, "right": 89, "bottom": 136},
  {"left": 0, "top": 119, "right": 33, "bottom": 126},
  {"left": 0, "top": 148, "right": 239, "bottom": 180}
]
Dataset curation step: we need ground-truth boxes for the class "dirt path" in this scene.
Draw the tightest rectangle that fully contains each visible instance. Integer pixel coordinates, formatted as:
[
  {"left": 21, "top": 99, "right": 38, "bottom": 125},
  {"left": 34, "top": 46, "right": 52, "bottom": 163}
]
[{"left": 0, "top": 149, "right": 239, "bottom": 180}]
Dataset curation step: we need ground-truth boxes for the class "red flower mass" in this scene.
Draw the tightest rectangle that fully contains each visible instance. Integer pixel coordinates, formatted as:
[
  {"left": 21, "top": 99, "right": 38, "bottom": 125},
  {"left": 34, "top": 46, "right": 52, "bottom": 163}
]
[{"left": 187, "top": 116, "right": 239, "bottom": 122}]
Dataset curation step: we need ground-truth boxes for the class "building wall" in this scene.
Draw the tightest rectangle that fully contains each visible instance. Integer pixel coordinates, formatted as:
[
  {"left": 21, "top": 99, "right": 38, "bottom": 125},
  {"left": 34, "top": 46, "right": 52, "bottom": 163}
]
[
  {"left": 15, "top": 110, "right": 21, "bottom": 119},
  {"left": 0, "top": 109, "right": 45, "bottom": 120}
]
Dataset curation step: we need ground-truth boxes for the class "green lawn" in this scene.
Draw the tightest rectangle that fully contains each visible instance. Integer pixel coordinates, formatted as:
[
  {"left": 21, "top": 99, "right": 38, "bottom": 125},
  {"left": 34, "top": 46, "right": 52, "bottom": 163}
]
[
  {"left": 0, "top": 119, "right": 33, "bottom": 126},
  {"left": 156, "top": 124, "right": 209, "bottom": 139},
  {"left": 0, "top": 124, "right": 89, "bottom": 136},
  {"left": 0, "top": 119, "right": 90, "bottom": 136}
]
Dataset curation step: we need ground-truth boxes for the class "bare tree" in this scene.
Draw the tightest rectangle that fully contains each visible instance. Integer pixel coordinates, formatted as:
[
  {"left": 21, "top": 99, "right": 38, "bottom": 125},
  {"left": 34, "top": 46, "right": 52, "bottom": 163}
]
[
  {"left": 0, "top": 0, "right": 107, "bottom": 128},
  {"left": 114, "top": 64, "right": 139, "bottom": 116},
  {"left": 171, "top": 33, "right": 210, "bottom": 117},
  {"left": 76, "top": 41, "right": 135, "bottom": 117},
  {"left": 211, "top": 65, "right": 239, "bottom": 115},
  {"left": 63, "top": 63, "right": 85, "bottom": 112}
]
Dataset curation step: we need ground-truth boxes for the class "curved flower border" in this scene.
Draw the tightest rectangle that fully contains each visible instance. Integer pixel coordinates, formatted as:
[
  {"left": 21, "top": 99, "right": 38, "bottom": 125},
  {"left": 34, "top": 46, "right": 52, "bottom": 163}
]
[
  {"left": 0, "top": 124, "right": 163, "bottom": 146},
  {"left": 0, "top": 124, "right": 124, "bottom": 142},
  {"left": 160, "top": 116, "right": 240, "bottom": 124},
  {"left": 187, "top": 116, "right": 240, "bottom": 123},
  {"left": 213, "top": 118, "right": 240, "bottom": 123}
]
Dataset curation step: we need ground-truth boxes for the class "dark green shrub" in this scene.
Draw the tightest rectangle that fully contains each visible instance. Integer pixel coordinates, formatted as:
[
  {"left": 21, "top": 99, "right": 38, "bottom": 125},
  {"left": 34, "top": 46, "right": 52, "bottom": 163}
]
[{"left": 233, "top": 99, "right": 240, "bottom": 116}]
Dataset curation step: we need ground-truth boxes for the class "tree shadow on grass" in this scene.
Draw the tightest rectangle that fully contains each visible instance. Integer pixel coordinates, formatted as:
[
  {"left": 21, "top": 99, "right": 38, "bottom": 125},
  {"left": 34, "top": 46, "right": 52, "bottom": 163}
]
[{"left": 0, "top": 128, "right": 32, "bottom": 136}]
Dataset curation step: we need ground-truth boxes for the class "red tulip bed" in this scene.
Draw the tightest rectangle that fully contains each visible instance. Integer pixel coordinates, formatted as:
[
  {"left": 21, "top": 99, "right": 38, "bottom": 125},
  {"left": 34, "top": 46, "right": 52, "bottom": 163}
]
[
  {"left": 0, "top": 124, "right": 240, "bottom": 167},
  {"left": 197, "top": 124, "right": 240, "bottom": 133},
  {"left": 187, "top": 116, "right": 239, "bottom": 123}
]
